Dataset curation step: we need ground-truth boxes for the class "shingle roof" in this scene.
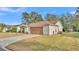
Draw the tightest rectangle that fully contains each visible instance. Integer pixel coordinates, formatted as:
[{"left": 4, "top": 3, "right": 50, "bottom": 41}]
[{"left": 28, "top": 20, "right": 58, "bottom": 27}]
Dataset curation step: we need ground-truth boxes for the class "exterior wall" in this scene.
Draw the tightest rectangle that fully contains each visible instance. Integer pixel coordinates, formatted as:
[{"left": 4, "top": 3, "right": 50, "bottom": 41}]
[
  {"left": 58, "top": 26, "right": 63, "bottom": 32},
  {"left": 49, "top": 26, "right": 57, "bottom": 35},
  {"left": 49, "top": 26, "right": 53, "bottom": 35},
  {"left": 2, "top": 28, "right": 8, "bottom": 32},
  {"left": 28, "top": 27, "right": 31, "bottom": 34},
  {"left": 43, "top": 25, "right": 49, "bottom": 35},
  {"left": 43, "top": 25, "right": 61, "bottom": 35},
  {"left": 55, "top": 21, "right": 63, "bottom": 32},
  {"left": 24, "top": 27, "right": 29, "bottom": 33},
  {"left": 43, "top": 25, "right": 59, "bottom": 35},
  {"left": 54, "top": 26, "right": 59, "bottom": 34},
  {"left": 17, "top": 26, "right": 20, "bottom": 32},
  {"left": 49, "top": 26, "right": 59, "bottom": 35}
]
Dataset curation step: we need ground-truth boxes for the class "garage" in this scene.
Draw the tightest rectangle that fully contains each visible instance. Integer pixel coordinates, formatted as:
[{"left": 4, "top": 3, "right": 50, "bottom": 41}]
[{"left": 30, "top": 27, "right": 43, "bottom": 34}]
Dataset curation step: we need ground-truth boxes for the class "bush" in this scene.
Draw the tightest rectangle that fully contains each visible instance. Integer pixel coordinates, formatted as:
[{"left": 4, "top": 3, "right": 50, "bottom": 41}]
[{"left": 11, "top": 27, "right": 17, "bottom": 32}]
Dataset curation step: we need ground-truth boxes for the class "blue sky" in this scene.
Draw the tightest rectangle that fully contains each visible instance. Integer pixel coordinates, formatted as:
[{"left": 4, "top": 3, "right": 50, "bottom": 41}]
[{"left": 0, "top": 7, "right": 77, "bottom": 25}]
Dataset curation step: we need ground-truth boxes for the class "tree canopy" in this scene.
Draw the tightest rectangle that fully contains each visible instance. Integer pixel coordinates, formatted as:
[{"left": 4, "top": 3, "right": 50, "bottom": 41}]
[{"left": 22, "top": 11, "right": 43, "bottom": 24}]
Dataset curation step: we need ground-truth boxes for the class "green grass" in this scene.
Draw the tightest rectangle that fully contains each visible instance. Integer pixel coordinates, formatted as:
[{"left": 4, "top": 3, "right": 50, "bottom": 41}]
[
  {"left": 63, "top": 32, "right": 79, "bottom": 38},
  {"left": 7, "top": 32, "right": 79, "bottom": 51}
]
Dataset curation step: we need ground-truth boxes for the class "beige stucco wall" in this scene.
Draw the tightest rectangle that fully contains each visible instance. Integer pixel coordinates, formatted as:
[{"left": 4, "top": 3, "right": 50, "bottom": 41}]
[
  {"left": 43, "top": 25, "right": 49, "bottom": 35},
  {"left": 49, "top": 26, "right": 59, "bottom": 35},
  {"left": 43, "top": 21, "right": 63, "bottom": 35},
  {"left": 55, "top": 21, "right": 63, "bottom": 32},
  {"left": 24, "top": 27, "right": 30, "bottom": 34},
  {"left": 24, "top": 27, "right": 29, "bottom": 33},
  {"left": 2, "top": 28, "right": 8, "bottom": 32},
  {"left": 17, "top": 26, "right": 20, "bottom": 32},
  {"left": 43, "top": 25, "right": 59, "bottom": 35}
]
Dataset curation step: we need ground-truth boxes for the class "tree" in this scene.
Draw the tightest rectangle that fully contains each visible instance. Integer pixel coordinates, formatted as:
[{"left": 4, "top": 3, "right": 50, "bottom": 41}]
[
  {"left": 46, "top": 14, "right": 58, "bottom": 21},
  {"left": 75, "top": 7, "right": 79, "bottom": 16},
  {"left": 71, "top": 17, "right": 79, "bottom": 32},
  {"left": 30, "top": 11, "right": 43, "bottom": 23},
  {"left": 59, "top": 13, "right": 74, "bottom": 32},
  {"left": 22, "top": 12, "right": 31, "bottom": 25},
  {"left": 36, "top": 14, "right": 43, "bottom": 21},
  {"left": 22, "top": 11, "right": 43, "bottom": 24},
  {"left": 71, "top": 7, "right": 79, "bottom": 32},
  {"left": 31, "top": 12, "right": 38, "bottom": 22},
  {"left": 59, "top": 14, "right": 67, "bottom": 31}
]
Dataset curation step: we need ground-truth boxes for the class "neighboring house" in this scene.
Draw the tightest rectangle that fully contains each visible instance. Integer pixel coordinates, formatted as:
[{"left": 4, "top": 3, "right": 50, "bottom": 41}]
[
  {"left": 0, "top": 26, "right": 8, "bottom": 32},
  {"left": 17, "top": 24, "right": 29, "bottom": 33},
  {"left": 17, "top": 20, "right": 63, "bottom": 35},
  {"left": 2, "top": 25, "right": 13, "bottom": 32},
  {"left": 2, "top": 27, "right": 8, "bottom": 32}
]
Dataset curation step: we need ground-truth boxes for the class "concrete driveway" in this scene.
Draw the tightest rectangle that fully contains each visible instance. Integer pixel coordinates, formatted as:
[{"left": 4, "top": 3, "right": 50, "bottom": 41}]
[{"left": 0, "top": 34, "right": 40, "bottom": 51}]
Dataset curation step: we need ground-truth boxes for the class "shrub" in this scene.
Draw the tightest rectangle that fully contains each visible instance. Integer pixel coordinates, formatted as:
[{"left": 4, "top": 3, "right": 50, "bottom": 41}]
[{"left": 11, "top": 27, "right": 17, "bottom": 32}]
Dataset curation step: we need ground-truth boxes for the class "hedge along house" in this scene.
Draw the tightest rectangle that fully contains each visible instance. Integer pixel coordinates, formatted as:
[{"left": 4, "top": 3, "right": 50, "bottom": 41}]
[{"left": 17, "top": 20, "right": 63, "bottom": 35}]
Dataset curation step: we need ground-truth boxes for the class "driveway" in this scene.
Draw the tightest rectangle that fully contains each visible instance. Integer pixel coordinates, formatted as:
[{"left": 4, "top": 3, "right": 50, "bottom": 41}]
[{"left": 0, "top": 34, "right": 40, "bottom": 51}]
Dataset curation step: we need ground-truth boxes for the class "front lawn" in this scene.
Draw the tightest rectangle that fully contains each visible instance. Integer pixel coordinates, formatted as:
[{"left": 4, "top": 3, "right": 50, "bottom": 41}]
[
  {"left": 63, "top": 32, "right": 79, "bottom": 38},
  {"left": 0, "top": 32, "right": 24, "bottom": 38},
  {"left": 6, "top": 32, "right": 79, "bottom": 51}
]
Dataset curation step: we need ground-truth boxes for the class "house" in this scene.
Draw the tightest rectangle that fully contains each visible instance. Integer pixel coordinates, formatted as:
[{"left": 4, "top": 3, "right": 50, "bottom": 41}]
[
  {"left": 17, "top": 20, "right": 63, "bottom": 35},
  {"left": 17, "top": 24, "right": 29, "bottom": 33},
  {"left": 0, "top": 25, "right": 8, "bottom": 32},
  {"left": 2, "top": 27, "right": 8, "bottom": 32},
  {"left": 2, "top": 25, "right": 13, "bottom": 32}
]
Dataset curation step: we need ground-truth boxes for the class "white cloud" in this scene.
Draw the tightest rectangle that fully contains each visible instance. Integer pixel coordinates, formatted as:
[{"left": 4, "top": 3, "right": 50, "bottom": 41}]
[
  {"left": 70, "top": 11, "right": 76, "bottom": 14},
  {"left": 0, "top": 7, "right": 26, "bottom": 13}
]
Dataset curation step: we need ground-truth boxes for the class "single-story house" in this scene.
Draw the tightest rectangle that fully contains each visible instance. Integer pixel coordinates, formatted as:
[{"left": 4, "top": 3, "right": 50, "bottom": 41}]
[
  {"left": 17, "top": 24, "right": 29, "bottom": 33},
  {"left": 17, "top": 20, "right": 63, "bottom": 35},
  {"left": 0, "top": 26, "right": 9, "bottom": 32},
  {"left": 2, "top": 25, "right": 13, "bottom": 32},
  {"left": 2, "top": 27, "right": 8, "bottom": 32}
]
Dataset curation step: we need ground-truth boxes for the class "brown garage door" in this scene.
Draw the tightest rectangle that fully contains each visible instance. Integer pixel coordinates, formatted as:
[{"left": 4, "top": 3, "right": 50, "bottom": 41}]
[{"left": 30, "top": 27, "right": 43, "bottom": 34}]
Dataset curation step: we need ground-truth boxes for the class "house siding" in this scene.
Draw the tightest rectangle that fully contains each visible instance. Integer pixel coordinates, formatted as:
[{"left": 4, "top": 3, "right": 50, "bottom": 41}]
[
  {"left": 24, "top": 27, "right": 29, "bottom": 33},
  {"left": 56, "top": 21, "right": 63, "bottom": 32},
  {"left": 49, "top": 26, "right": 58, "bottom": 35},
  {"left": 17, "top": 26, "right": 20, "bottom": 32},
  {"left": 43, "top": 25, "right": 49, "bottom": 35},
  {"left": 43, "top": 25, "right": 59, "bottom": 35}
]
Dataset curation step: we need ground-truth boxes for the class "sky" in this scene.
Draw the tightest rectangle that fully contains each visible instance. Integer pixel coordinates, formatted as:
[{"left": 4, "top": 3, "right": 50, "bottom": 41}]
[{"left": 0, "top": 7, "right": 77, "bottom": 25}]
